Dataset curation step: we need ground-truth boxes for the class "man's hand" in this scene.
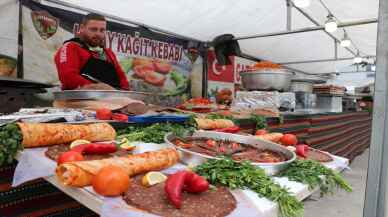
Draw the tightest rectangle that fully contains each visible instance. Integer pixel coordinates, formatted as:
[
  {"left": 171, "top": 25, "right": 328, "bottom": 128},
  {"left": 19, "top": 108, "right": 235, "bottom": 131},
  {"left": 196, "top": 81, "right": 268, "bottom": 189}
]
[{"left": 79, "top": 83, "right": 116, "bottom": 90}]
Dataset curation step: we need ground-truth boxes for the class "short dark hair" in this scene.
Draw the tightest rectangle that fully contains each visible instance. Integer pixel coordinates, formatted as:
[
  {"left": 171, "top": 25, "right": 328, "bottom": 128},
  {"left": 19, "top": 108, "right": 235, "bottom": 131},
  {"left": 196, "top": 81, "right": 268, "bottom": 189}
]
[{"left": 82, "top": 13, "right": 106, "bottom": 25}]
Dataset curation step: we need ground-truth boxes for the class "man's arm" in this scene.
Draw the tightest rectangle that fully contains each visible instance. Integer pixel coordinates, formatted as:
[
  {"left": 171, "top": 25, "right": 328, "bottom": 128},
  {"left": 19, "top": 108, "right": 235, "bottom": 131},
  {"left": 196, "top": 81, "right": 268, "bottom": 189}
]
[{"left": 54, "top": 42, "right": 92, "bottom": 90}]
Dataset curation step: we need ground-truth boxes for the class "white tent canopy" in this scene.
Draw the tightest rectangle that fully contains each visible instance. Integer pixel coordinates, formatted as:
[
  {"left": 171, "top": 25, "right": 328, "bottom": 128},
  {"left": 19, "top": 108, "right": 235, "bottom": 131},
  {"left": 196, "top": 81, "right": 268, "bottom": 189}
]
[{"left": 48, "top": 0, "right": 378, "bottom": 75}]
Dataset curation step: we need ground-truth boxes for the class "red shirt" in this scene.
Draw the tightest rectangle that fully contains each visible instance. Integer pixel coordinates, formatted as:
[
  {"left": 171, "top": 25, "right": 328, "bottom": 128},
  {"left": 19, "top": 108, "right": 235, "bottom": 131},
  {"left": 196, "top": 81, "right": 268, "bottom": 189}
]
[{"left": 54, "top": 41, "right": 129, "bottom": 90}]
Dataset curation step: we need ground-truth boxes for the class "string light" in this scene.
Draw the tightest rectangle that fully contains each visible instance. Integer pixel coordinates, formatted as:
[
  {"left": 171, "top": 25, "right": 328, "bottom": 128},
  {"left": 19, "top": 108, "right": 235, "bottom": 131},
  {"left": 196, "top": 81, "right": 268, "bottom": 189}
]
[
  {"left": 325, "top": 14, "right": 338, "bottom": 33},
  {"left": 293, "top": 0, "right": 310, "bottom": 8}
]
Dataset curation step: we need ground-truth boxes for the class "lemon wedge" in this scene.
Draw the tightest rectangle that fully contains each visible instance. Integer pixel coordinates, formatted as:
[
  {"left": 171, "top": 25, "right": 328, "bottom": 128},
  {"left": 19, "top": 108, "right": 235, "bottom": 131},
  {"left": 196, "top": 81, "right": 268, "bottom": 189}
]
[
  {"left": 70, "top": 139, "right": 90, "bottom": 149},
  {"left": 118, "top": 138, "right": 136, "bottom": 151},
  {"left": 141, "top": 171, "right": 167, "bottom": 187}
]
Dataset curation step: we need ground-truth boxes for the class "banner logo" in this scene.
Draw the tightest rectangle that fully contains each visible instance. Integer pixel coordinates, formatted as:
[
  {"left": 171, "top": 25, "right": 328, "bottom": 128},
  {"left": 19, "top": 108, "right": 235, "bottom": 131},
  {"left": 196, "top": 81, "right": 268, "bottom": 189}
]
[{"left": 31, "top": 10, "right": 58, "bottom": 40}]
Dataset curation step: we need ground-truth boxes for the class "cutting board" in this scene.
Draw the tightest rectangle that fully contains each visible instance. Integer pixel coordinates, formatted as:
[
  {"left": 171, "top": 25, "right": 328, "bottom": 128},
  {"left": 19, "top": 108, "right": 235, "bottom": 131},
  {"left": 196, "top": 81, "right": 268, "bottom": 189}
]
[{"left": 53, "top": 97, "right": 144, "bottom": 111}]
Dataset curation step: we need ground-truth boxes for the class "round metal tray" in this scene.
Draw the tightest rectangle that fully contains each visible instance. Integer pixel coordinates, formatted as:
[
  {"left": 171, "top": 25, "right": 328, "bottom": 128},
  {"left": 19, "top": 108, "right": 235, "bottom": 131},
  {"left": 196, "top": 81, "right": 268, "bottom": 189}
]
[{"left": 164, "top": 131, "right": 296, "bottom": 175}]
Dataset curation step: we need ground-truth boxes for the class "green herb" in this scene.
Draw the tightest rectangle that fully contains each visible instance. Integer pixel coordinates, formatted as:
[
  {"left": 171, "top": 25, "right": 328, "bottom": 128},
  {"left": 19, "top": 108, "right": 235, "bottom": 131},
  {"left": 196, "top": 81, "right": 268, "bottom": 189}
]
[
  {"left": 117, "top": 122, "right": 195, "bottom": 143},
  {"left": 250, "top": 114, "right": 267, "bottom": 130},
  {"left": 0, "top": 123, "right": 23, "bottom": 166},
  {"left": 278, "top": 160, "right": 352, "bottom": 196},
  {"left": 194, "top": 158, "right": 304, "bottom": 217}
]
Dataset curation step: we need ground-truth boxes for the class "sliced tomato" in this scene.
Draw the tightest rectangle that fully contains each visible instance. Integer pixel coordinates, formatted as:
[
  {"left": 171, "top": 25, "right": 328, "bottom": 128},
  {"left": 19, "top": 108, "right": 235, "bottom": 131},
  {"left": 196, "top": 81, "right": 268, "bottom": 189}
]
[
  {"left": 133, "top": 65, "right": 154, "bottom": 79},
  {"left": 96, "top": 108, "right": 112, "bottom": 120},
  {"left": 57, "top": 151, "right": 84, "bottom": 165},
  {"left": 206, "top": 139, "right": 216, "bottom": 147},
  {"left": 112, "top": 113, "right": 128, "bottom": 122},
  {"left": 144, "top": 71, "right": 166, "bottom": 86},
  {"left": 255, "top": 129, "right": 268, "bottom": 136},
  {"left": 153, "top": 61, "right": 172, "bottom": 74}
]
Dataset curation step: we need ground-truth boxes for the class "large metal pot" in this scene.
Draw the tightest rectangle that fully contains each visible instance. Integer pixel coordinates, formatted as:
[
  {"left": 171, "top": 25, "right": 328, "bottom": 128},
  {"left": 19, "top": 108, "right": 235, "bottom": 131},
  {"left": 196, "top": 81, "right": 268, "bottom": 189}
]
[{"left": 240, "top": 69, "right": 294, "bottom": 91}]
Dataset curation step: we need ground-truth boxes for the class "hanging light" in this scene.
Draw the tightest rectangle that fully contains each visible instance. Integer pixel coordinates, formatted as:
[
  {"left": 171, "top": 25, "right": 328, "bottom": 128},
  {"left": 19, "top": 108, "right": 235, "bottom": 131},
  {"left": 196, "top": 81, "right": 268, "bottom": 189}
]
[
  {"left": 353, "top": 51, "right": 363, "bottom": 64},
  {"left": 340, "top": 31, "right": 351, "bottom": 47},
  {"left": 293, "top": 0, "right": 310, "bottom": 8},
  {"left": 325, "top": 14, "right": 338, "bottom": 33}
]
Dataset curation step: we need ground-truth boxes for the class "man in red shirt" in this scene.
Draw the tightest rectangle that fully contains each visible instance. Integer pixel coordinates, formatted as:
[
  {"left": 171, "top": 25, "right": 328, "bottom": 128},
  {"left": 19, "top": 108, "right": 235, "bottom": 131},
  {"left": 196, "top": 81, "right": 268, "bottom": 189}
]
[{"left": 54, "top": 13, "right": 129, "bottom": 90}]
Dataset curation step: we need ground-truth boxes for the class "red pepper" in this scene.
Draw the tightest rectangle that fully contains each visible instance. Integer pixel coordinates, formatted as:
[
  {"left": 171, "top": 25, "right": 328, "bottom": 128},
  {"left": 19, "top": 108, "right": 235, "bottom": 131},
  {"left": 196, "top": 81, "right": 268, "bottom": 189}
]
[
  {"left": 164, "top": 171, "right": 209, "bottom": 209},
  {"left": 296, "top": 144, "right": 309, "bottom": 158},
  {"left": 112, "top": 113, "right": 128, "bottom": 122},
  {"left": 71, "top": 143, "right": 117, "bottom": 155},
  {"left": 215, "top": 126, "right": 240, "bottom": 133},
  {"left": 164, "top": 171, "right": 188, "bottom": 209},
  {"left": 184, "top": 172, "right": 209, "bottom": 193}
]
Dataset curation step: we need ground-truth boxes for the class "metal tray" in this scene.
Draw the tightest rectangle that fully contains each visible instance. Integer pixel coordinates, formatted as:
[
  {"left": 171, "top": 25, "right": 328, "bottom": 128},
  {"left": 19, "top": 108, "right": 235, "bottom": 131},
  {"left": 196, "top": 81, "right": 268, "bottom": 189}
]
[
  {"left": 164, "top": 131, "right": 296, "bottom": 175},
  {"left": 53, "top": 90, "right": 157, "bottom": 101}
]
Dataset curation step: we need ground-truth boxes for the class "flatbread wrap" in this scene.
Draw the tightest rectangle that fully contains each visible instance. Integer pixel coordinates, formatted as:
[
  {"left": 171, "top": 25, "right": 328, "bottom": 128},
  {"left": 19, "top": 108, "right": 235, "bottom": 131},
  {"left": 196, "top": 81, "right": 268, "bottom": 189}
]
[
  {"left": 17, "top": 122, "right": 116, "bottom": 148},
  {"left": 56, "top": 148, "right": 179, "bottom": 187},
  {"left": 195, "top": 118, "right": 235, "bottom": 130}
]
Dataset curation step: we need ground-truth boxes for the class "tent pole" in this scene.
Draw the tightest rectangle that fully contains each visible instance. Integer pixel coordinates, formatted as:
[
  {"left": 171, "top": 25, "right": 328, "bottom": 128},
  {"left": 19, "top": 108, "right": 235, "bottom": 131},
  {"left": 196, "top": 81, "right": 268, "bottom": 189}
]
[
  {"left": 201, "top": 44, "right": 209, "bottom": 98},
  {"left": 233, "top": 18, "right": 377, "bottom": 40},
  {"left": 286, "top": 0, "right": 292, "bottom": 31},
  {"left": 39, "top": 0, "right": 204, "bottom": 43},
  {"left": 363, "top": 0, "right": 388, "bottom": 215}
]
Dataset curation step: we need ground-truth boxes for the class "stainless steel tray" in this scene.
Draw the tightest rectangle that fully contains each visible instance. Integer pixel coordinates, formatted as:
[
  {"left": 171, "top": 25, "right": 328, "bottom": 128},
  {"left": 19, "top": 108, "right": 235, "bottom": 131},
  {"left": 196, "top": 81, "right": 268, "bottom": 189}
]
[
  {"left": 53, "top": 90, "right": 157, "bottom": 101},
  {"left": 164, "top": 131, "right": 296, "bottom": 175}
]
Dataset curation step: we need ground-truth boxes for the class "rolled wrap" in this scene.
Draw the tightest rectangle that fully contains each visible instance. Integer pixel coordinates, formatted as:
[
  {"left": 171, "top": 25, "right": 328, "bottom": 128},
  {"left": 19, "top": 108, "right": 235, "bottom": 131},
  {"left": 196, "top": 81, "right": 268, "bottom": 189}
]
[
  {"left": 195, "top": 118, "right": 235, "bottom": 130},
  {"left": 17, "top": 123, "right": 116, "bottom": 148},
  {"left": 56, "top": 148, "right": 179, "bottom": 187}
]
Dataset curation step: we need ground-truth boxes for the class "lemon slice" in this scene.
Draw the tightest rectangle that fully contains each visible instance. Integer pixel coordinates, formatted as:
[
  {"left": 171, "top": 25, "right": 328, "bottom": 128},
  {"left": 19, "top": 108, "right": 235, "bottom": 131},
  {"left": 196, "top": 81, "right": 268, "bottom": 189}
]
[
  {"left": 141, "top": 172, "right": 167, "bottom": 187},
  {"left": 119, "top": 138, "right": 136, "bottom": 151},
  {"left": 70, "top": 139, "right": 90, "bottom": 149}
]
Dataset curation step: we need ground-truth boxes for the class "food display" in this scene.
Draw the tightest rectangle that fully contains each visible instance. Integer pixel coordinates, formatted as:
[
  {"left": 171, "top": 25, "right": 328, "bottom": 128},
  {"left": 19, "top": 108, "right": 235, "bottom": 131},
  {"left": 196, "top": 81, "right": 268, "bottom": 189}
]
[
  {"left": 0, "top": 90, "right": 356, "bottom": 217},
  {"left": 173, "top": 137, "right": 288, "bottom": 163},
  {"left": 55, "top": 148, "right": 179, "bottom": 187}
]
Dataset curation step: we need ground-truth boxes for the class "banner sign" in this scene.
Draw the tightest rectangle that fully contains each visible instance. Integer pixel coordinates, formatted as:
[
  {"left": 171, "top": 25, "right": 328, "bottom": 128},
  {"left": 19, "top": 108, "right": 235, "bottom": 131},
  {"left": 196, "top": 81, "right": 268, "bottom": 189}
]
[{"left": 22, "top": 0, "right": 200, "bottom": 98}]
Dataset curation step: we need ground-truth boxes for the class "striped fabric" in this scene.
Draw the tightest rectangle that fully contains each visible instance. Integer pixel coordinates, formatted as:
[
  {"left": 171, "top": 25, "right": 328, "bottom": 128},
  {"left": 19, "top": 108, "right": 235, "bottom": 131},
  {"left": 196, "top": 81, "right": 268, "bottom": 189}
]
[{"left": 0, "top": 162, "right": 98, "bottom": 217}]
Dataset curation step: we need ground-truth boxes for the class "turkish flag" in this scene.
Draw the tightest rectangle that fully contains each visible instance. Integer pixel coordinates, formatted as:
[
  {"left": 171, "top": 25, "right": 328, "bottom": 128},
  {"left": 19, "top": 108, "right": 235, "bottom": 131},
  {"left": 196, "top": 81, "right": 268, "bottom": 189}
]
[{"left": 207, "top": 50, "right": 234, "bottom": 83}]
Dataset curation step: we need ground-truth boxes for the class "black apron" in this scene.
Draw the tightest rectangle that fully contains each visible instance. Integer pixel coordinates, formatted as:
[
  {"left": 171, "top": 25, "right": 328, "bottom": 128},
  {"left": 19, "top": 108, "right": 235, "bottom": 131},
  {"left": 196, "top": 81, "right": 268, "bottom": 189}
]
[{"left": 65, "top": 38, "right": 121, "bottom": 89}]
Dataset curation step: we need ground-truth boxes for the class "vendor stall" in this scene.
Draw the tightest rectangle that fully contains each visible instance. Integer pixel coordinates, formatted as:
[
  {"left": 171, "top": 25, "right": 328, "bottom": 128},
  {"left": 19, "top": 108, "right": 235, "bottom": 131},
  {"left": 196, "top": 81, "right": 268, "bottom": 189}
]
[{"left": 0, "top": 0, "right": 380, "bottom": 216}]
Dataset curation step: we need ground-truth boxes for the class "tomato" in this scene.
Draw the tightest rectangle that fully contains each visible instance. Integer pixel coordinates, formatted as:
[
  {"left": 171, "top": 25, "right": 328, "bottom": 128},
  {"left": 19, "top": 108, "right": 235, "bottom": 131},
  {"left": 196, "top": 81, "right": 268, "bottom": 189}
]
[
  {"left": 57, "top": 151, "right": 84, "bottom": 165},
  {"left": 92, "top": 165, "right": 131, "bottom": 197},
  {"left": 219, "top": 146, "right": 226, "bottom": 153},
  {"left": 133, "top": 65, "right": 154, "bottom": 79},
  {"left": 144, "top": 71, "right": 166, "bottom": 86},
  {"left": 96, "top": 108, "right": 112, "bottom": 120},
  {"left": 255, "top": 129, "right": 268, "bottom": 136},
  {"left": 231, "top": 143, "right": 240, "bottom": 150},
  {"left": 153, "top": 61, "right": 172, "bottom": 74},
  {"left": 112, "top": 113, "right": 128, "bottom": 122},
  {"left": 206, "top": 139, "right": 216, "bottom": 147},
  {"left": 280, "top": 134, "right": 298, "bottom": 146}
]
